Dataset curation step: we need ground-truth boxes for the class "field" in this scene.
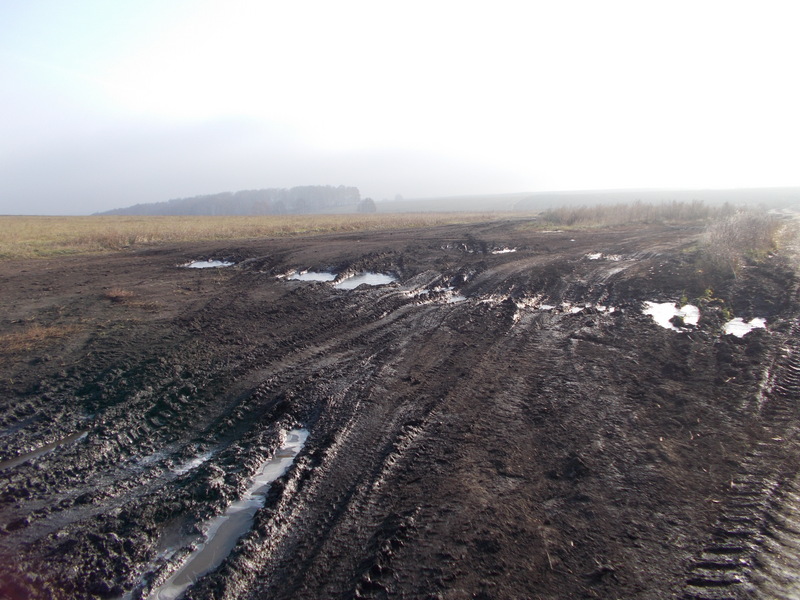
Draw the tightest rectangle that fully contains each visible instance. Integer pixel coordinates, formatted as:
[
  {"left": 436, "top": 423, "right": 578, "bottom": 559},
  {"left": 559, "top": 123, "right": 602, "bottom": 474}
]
[
  {"left": 1, "top": 211, "right": 799, "bottom": 599},
  {"left": 0, "top": 213, "right": 506, "bottom": 259}
]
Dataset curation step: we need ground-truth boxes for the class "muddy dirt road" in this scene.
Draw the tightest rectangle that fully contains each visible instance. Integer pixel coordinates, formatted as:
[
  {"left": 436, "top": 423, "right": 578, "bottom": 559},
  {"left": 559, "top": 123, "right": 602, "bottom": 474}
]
[{"left": 1, "top": 219, "right": 798, "bottom": 599}]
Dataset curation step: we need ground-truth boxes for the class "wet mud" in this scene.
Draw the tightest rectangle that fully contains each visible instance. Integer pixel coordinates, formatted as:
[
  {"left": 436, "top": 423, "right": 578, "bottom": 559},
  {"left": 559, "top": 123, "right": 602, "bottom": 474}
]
[{"left": 1, "top": 219, "right": 798, "bottom": 599}]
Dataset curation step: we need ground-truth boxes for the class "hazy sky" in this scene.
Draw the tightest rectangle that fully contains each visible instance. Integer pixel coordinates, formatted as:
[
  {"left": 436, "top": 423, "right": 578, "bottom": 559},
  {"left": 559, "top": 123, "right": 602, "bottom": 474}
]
[{"left": 2, "top": 1, "right": 799, "bottom": 215}]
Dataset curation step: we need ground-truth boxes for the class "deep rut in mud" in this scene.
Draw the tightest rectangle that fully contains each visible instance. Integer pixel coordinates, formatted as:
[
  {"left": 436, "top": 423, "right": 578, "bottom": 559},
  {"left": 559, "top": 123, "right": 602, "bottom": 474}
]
[{"left": 1, "top": 220, "right": 798, "bottom": 599}]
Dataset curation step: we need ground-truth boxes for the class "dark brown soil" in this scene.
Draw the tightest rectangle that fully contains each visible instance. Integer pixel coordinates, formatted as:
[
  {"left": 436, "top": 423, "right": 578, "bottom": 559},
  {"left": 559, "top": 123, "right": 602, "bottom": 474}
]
[{"left": 1, "top": 219, "right": 798, "bottom": 600}]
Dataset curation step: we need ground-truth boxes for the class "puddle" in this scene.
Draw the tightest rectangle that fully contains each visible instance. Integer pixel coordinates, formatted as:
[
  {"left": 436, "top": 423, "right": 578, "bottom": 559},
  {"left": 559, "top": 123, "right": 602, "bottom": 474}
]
[
  {"left": 585, "top": 253, "right": 622, "bottom": 261},
  {"left": 147, "top": 429, "right": 308, "bottom": 600},
  {"left": 183, "top": 260, "right": 234, "bottom": 269},
  {"left": 287, "top": 271, "right": 336, "bottom": 282},
  {"left": 643, "top": 301, "right": 700, "bottom": 331},
  {"left": 405, "top": 286, "right": 467, "bottom": 304},
  {"left": 491, "top": 248, "right": 517, "bottom": 254},
  {"left": 172, "top": 451, "right": 215, "bottom": 476},
  {"left": 0, "top": 430, "right": 87, "bottom": 471},
  {"left": 334, "top": 273, "right": 397, "bottom": 289},
  {"left": 724, "top": 317, "right": 767, "bottom": 337}
]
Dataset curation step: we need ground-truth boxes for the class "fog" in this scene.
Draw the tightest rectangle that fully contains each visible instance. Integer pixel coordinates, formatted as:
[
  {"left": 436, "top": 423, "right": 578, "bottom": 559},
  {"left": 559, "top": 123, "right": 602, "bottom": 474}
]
[{"left": 2, "top": 1, "right": 799, "bottom": 215}]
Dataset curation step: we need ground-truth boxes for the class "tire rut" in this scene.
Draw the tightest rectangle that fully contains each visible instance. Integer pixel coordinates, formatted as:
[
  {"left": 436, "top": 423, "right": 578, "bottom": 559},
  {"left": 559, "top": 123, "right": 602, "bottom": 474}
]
[{"left": 682, "top": 321, "right": 800, "bottom": 600}]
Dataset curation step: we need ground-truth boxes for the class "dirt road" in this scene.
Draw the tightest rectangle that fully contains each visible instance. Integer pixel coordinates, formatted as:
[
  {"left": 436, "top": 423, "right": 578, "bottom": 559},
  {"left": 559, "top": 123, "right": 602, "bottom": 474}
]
[{"left": 1, "top": 219, "right": 798, "bottom": 599}]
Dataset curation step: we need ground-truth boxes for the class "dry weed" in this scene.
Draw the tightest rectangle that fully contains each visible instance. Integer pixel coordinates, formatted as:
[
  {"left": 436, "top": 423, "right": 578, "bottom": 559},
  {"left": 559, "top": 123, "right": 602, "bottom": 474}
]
[{"left": 0, "top": 324, "right": 81, "bottom": 354}]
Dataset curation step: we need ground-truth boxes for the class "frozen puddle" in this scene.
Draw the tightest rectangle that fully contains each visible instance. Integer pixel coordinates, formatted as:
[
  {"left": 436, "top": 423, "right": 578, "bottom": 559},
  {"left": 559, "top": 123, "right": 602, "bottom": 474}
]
[
  {"left": 148, "top": 429, "right": 308, "bottom": 600},
  {"left": 643, "top": 301, "right": 700, "bottom": 331},
  {"left": 287, "top": 271, "right": 336, "bottom": 282},
  {"left": 184, "top": 260, "right": 234, "bottom": 269},
  {"left": 724, "top": 317, "right": 767, "bottom": 337},
  {"left": 335, "top": 273, "right": 397, "bottom": 289}
]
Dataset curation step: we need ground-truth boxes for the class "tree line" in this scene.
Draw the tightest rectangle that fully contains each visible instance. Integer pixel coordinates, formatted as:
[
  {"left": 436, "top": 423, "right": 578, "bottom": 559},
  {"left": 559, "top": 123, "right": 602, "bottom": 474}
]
[{"left": 98, "top": 185, "right": 362, "bottom": 216}]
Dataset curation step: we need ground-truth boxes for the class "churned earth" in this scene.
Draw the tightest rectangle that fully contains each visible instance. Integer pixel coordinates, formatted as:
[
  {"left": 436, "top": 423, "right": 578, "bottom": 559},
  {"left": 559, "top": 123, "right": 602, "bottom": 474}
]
[{"left": 1, "top": 219, "right": 798, "bottom": 600}]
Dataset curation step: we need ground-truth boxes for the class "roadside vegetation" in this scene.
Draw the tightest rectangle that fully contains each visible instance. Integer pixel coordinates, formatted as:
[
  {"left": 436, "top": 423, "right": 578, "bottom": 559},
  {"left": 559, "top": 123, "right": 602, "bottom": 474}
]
[
  {"left": 0, "top": 213, "right": 503, "bottom": 259},
  {"left": 539, "top": 200, "right": 797, "bottom": 289},
  {"left": 538, "top": 199, "right": 733, "bottom": 227},
  {"left": 699, "top": 210, "right": 789, "bottom": 278}
]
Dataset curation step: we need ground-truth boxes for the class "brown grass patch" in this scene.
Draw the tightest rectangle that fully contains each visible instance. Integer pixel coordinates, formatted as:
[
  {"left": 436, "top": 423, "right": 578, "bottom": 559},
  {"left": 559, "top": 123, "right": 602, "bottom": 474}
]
[
  {"left": 0, "top": 324, "right": 82, "bottom": 354},
  {"left": 0, "top": 213, "right": 508, "bottom": 260}
]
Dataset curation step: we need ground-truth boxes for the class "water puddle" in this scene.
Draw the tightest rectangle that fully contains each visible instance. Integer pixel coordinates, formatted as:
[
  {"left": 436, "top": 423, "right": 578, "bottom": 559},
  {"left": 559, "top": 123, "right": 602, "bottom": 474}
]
[
  {"left": 335, "top": 273, "right": 397, "bottom": 289},
  {"left": 724, "top": 317, "right": 767, "bottom": 337},
  {"left": 147, "top": 429, "right": 308, "bottom": 600},
  {"left": 172, "top": 451, "right": 215, "bottom": 476},
  {"left": 287, "top": 271, "right": 336, "bottom": 282},
  {"left": 0, "top": 430, "right": 87, "bottom": 471},
  {"left": 643, "top": 301, "right": 700, "bottom": 331},
  {"left": 491, "top": 247, "right": 517, "bottom": 254},
  {"left": 406, "top": 286, "right": 467, "bottom": 304},
  {"left": 447, "top": 293, "right": 467, "bottom": 304},
  {"left": 585, "top": 253, "right": 622, "bottom": 261},
  {"left": 183, "top": 260, "right": 234, "bottom": 269}
]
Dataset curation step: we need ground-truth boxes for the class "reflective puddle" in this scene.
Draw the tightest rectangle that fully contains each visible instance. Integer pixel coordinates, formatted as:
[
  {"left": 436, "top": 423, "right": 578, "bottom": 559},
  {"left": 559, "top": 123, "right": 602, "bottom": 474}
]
[
  {"left": 183, "top": 260, "right": 234, "bottom": 269},
  {"left": 724, "top": 317, "right": 767, "bottom": 337},
  {"left": 147, "top": 429, "right": 308, "bottom": 600},
  {"left": 643, "top": 301, "right": 700, "bottom": 330},
  {"left": 334, "top": 273, "right": 397, "bottom": 289}
]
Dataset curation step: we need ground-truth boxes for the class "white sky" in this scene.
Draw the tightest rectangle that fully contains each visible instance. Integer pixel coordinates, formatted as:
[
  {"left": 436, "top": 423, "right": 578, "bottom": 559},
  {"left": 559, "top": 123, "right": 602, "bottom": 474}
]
[{"left": 1, "top": 0, "right": 799, "bottom": 214}]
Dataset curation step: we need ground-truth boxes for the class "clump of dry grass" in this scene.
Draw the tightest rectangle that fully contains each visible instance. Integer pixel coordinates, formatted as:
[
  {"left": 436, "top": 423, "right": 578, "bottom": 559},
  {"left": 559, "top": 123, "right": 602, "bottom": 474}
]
[
  {"left": 0, "top": 213, "right": 504, "bottom": 260},
  {"left": 699, "top": 210, "right": 784, "bottom": 277},
  {"left": 0, "top": 324, "right": 81, "bottom": 354}
]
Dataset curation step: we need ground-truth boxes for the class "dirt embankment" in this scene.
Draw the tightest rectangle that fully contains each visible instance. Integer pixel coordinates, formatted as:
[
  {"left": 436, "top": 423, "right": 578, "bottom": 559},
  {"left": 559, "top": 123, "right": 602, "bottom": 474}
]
[{"left": 0, "top": 220, "right": 798, "bottom": 600}]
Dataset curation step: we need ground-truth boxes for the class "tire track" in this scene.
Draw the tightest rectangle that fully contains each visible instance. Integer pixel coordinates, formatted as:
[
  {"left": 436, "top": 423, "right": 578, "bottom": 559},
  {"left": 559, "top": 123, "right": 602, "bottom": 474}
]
[{"left": 683, "top": 321, "right": 800, "bottom": 600}]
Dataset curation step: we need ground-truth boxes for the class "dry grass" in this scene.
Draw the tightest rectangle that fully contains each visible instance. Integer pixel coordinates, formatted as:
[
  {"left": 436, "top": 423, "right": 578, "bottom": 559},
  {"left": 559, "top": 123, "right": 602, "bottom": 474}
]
[
  {"left": 699, "top": 210, "right": 785, "bottom": 277},
  {"left": 0, "top": 323, "right": 82, "bottom": 354},
  {"left": 103, "top": 288, "right": 135, "bottom": 303},
  {"left": 538, "top": 200, "right": 734, "bottom": 227},
  {"left": 0, "top": 213, "right": 505, "bottom": 259}
]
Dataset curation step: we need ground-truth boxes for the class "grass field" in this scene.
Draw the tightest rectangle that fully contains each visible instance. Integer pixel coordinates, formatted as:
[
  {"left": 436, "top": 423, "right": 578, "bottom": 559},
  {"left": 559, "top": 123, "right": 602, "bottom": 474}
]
[{"left": 0, "top": 213, "right": 509, "bottom": 259}]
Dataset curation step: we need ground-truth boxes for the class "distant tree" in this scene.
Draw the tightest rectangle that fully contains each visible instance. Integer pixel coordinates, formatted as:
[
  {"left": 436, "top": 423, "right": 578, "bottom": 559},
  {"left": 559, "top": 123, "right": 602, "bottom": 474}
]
[{"left": 357, "top": 198, "right": 377, "bottom": 213}]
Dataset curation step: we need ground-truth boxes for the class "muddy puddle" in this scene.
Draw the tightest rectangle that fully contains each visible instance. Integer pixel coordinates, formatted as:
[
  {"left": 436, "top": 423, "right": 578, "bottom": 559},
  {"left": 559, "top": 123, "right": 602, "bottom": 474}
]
[
  {"left": 334, "top": 273, "right": 397, "bottom": 289},
  {"left": 287, "top": 271, "right": 336, "bottom": 282},
  {"left": 0, "top": 430, "right": 87, "bottom": 471},
  {"left": 585, "top": 252, "right": 622, "bottom": 261},
  {"left": 145, "top": 429, "right": 308, "bottom": 600},
  {"left": 172, "top": 451, "right": 215, "bottom": 475},
  {"left": 183, "top": 260, "right": 234, "bottom": 269}
]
